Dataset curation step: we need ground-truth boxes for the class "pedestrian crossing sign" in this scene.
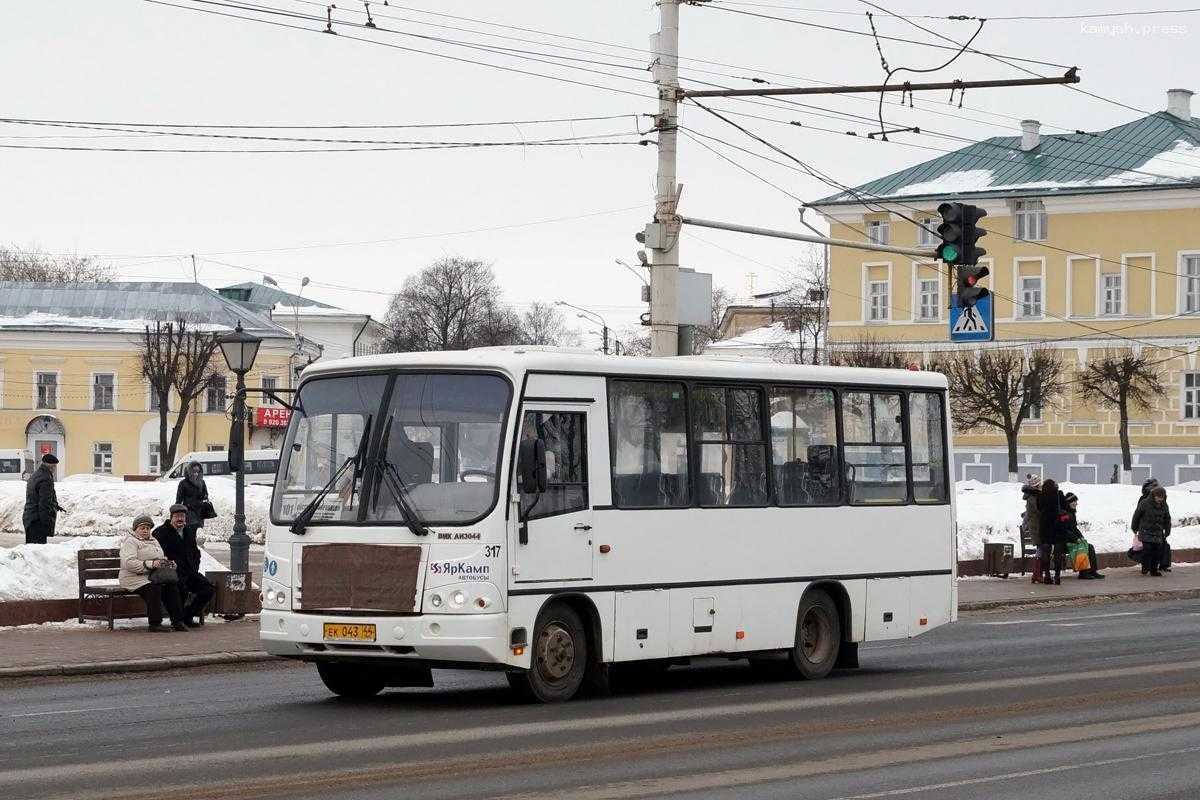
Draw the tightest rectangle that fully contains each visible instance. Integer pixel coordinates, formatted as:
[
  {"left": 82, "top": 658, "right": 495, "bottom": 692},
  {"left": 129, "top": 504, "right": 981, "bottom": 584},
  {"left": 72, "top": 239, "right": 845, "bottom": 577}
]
[{"left": 949, "top": 293, "right": 994, "bottom": 342}]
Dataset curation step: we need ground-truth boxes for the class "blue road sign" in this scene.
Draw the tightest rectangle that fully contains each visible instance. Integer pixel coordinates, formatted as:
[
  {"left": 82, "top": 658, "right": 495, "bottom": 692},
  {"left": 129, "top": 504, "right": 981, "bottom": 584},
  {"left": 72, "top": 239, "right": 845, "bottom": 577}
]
[{"left": 949, "top": 292, "right": 994, "bottom": 342}]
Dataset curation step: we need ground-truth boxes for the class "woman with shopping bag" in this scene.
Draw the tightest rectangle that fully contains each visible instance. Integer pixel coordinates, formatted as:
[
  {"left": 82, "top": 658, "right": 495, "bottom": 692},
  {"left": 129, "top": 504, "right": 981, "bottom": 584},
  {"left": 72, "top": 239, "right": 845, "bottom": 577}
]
[{"left": 1063, "top": 492, "right": 1104, "bottom": 580}]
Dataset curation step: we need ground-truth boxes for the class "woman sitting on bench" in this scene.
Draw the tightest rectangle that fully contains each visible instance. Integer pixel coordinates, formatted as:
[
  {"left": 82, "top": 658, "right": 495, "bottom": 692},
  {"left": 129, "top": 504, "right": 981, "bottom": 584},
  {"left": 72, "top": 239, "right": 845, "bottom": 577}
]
[{"left": 119, "top": 515, "right": 189, "bottom": 632}]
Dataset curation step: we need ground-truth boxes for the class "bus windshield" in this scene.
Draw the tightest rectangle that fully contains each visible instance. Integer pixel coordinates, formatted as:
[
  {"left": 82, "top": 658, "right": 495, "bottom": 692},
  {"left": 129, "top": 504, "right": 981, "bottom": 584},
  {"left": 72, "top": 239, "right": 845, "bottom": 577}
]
[{"left": 272, "top": 372, "right": 510, "bottom": 527}]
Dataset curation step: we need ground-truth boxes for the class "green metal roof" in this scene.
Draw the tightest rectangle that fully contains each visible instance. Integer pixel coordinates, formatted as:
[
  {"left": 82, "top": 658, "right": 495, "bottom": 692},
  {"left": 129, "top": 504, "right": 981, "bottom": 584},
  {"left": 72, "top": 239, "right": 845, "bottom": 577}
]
[{"left": 814, "top": 112, "right": 1200, "bottom": 206}]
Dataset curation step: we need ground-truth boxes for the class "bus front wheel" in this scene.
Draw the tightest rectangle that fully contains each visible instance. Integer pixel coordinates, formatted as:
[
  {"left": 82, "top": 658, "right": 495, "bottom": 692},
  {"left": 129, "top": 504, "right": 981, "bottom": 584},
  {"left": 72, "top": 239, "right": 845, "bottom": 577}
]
[
  {"left": 317, "top": 662, "right": 386, "bottom": 699},
  {"left": 508, "top": 603, "right": 588, "bottom": 703},
  {"left": 787, "top": 591, "right": 841, "bottom": 680}
]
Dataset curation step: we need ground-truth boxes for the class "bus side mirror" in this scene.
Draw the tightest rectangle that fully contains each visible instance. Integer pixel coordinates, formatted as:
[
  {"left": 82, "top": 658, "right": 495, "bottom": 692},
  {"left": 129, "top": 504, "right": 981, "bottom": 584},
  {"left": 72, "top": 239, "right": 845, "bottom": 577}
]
[{"left": 517, "top": 439, "right": 548, "bottom": 494}]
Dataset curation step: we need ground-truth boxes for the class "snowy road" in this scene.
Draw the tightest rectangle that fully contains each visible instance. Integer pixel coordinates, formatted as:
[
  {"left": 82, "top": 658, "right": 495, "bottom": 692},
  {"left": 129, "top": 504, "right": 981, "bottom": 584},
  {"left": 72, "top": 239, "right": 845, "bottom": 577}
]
[{"left": 3, "top": 599, "right": 1200, "bottom": 799}]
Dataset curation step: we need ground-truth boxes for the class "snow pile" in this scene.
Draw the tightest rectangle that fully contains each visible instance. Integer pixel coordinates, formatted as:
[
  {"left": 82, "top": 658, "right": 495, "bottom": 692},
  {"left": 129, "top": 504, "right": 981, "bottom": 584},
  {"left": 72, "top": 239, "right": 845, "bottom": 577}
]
[
  {"left": 0, "top": 535, "right": 224, "bottom": 602},
  {"left": 956, "top": 481, "right": 1200, "bottom": 560},
  {"left": 0, "top": 479, "right": 273, "bottom": 544}
]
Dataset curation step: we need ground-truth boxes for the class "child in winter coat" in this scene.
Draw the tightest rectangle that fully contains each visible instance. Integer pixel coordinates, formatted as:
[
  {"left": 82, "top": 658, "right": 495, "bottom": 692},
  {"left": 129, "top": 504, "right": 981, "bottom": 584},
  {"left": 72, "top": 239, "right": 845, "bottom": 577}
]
[
  {"left": 1062, "top": 492, "right": 1104, "bottom": 580},
  {"left": 1132, "top": 486, "right": 1171, "bottom": 577}
]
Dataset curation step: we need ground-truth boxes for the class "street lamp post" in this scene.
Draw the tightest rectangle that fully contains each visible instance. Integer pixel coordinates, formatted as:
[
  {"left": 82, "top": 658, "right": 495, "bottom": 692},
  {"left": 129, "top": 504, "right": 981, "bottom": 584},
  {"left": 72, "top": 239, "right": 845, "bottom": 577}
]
[
  {"left": 217, "top": 323, "right": 262, "bottom": 575},
  {"left": 555, "top": 300, "right": 612, "bottom": 355}
]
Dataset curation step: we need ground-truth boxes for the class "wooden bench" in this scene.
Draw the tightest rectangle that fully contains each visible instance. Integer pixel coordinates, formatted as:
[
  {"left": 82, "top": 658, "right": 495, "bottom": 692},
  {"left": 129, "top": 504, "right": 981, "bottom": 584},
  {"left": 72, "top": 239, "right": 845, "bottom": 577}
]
[{"left": 78, "top": 548, "right": 142, "bottom": 630}]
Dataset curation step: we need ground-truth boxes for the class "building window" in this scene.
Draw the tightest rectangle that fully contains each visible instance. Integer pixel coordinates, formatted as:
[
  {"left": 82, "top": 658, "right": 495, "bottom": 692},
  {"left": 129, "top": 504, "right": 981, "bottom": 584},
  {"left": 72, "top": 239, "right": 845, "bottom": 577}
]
[
  {"left": 262, "top": 376, "right": 278, "bottom": 406},
  {"left": 1184, "top": 255, "right": 1200, "bottom": 313},
  {"left": 36, "top": 372, "right": 58, "bottom": 409},
  {"left": 147, "top": 442, "right": 162, "bottom": 475},
  {"left": 206, "top": 375, "right": 227, "bottom": 413},
  {"left": 93, "top": 373, "right": 115, "bottom": 411},
  {"left": 1102, "top": 273, "right": 1123, "bottom": 315},
  {"left": 916, "top": 217, "right": 936, "bottom": 247},
  {"left": 150, "top": 390, "right": 167, "bottom": 413},
  {"left": 1184, "top": 373, "right": 1200, "bottom": 420},
  {"left": 92, "top": 442, "right": 113, "bottom": 475},
  {"left": 868, "top": 280, "right": 889, "bottom": 321},
  {"left": 866, "top": 220, "right": 890, "bottom": 245},
  {"left": 918, "top": 278, "right": 940, "bottom": 320},
  {"left": 1018, "top": 276, "right": 1043, "bottom": 318},
  {"left": 1014, "top": 200, "right": 1047, "bottom": 241}
]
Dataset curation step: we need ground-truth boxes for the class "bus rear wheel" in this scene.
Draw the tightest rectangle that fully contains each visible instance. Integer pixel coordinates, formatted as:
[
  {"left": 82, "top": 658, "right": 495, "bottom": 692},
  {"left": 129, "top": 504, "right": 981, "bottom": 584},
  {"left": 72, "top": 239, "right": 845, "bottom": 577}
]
[
  {"left": 787, "top": 590, "right": 841, "bottom": 680},
  {"left": 507, "top": 603, "right": 587, "bottom": 703},
  {"left": 317, "top": 662, "right": 386, "bottom": 699}
]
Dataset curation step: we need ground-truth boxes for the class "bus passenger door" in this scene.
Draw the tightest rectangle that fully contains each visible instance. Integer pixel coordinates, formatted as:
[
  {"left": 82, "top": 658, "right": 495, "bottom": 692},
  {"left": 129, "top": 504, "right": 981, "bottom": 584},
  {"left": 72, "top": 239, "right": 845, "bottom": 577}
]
[{"left": 513, "top": 407, "right": 594, "bottom": 583}]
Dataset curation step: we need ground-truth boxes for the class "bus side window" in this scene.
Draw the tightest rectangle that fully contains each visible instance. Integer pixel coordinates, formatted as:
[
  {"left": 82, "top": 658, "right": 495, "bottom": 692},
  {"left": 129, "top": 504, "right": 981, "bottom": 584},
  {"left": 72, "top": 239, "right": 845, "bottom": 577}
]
[
  {"left": 769, "top": 387, "right": 840, "bottom": 506},
  {"left": 691, "top": 386, "right": 767, "bottom": 507},
  {"left": 841, "top": 391, "right": 907, "bottom": 505},
  {"left": 909, "top": 392, "right": 948, "bottom": 503},
  {"left": 608, "top": 381, "right": 691, "bottom": 508}
]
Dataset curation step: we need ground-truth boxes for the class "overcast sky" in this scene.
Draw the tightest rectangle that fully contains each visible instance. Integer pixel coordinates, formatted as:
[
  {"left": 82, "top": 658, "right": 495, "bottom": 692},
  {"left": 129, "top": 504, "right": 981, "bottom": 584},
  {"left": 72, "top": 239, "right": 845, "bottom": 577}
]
[{"left": 4, "top": 1, "right": 1197, "bottom": 344}]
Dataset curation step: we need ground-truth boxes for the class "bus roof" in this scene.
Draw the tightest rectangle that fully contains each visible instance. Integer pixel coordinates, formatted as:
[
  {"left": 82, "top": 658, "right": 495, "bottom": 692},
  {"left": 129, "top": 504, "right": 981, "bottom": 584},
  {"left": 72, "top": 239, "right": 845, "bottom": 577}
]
[{"left": 301, "top": 348, "right": 948, "bottom": 390}]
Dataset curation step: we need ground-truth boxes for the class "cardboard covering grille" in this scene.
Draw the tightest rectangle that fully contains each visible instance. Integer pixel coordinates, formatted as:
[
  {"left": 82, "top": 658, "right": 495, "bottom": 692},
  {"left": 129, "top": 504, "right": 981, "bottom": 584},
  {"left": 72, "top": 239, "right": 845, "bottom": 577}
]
[{"left": 300, "top": 544, "right": 421, "bottom": 613}]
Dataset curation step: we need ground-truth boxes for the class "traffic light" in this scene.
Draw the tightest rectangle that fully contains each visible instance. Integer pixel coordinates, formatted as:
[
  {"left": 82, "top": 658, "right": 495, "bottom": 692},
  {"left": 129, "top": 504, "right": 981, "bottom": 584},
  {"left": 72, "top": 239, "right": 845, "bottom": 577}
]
[
  {"left": 956, "top": 264, "right": 990, "bottom": 309},
  {"left": 936, "top": 202, "right": 987, "bottom": 266}
]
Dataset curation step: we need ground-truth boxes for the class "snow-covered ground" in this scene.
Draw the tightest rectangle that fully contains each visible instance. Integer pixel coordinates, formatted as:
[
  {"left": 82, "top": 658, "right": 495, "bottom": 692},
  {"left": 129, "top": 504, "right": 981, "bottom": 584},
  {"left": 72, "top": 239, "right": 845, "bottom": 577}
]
[
  {"left": 0, "top": 535, "right": 225, "bottom": 602},
  {"left": 0, "top": 477, "right": 272, "bottom": 545},
  {"left": 2, "top": 480, "right": 1198, "bottom": 602},
  {"left": 956, "top": 481, "right": 1200, "bottom": 560}
]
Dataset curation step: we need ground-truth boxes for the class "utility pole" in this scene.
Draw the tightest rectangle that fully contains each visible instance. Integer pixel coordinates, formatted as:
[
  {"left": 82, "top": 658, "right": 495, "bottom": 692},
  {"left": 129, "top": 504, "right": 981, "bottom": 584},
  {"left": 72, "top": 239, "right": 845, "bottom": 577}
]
[
  {"left": 191, "top": 254, "right": 198, "bottom": 283},
  {"left": 649, "top": 0, "right": 681, "bottom": 357},
  {"left": 602, "top": 325, "right": 610, "bottom": 355}
]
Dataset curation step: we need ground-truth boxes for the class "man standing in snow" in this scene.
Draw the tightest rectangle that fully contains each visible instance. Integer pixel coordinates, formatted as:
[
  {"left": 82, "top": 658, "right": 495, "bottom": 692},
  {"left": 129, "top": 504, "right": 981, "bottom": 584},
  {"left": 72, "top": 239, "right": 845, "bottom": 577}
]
[
  {"left": 22, "top": 453, "right": 63, "bottom": 545},
  {"left": 153, "top": 504, "right": 215, "bottom": 626}
]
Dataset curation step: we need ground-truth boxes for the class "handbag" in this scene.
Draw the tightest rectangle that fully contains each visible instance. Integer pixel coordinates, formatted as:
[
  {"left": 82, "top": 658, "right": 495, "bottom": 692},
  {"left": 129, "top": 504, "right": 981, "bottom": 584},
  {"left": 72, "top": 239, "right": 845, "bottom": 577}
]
[
  {"left": 200, "top": 501, "right": 218, "bottom": 520},
  {"left": 149, "top": 565, "right": 179, "bottom": 584}
]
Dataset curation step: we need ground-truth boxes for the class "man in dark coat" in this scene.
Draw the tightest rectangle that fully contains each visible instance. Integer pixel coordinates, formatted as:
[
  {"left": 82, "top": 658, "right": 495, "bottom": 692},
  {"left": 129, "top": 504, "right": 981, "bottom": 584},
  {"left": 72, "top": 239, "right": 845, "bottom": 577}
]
[
  {"left": 153, "top": 504, "right": 214, "bottom": 625},
  {"left": 22, "top": 453, "right": 64, "bottom": 545},
  {"left": 1132, "top": 486, "right": 1171, "bottom": 577}
]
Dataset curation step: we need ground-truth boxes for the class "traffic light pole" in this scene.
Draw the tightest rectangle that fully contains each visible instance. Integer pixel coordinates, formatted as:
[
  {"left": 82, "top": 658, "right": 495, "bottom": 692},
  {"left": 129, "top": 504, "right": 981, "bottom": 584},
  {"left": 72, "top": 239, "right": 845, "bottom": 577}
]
[
  {"left": 649, "top": 0, "right": 681, "bottom": 357},
  {"left": 680, "top": 216, "right": 937, "bottom": 259}
]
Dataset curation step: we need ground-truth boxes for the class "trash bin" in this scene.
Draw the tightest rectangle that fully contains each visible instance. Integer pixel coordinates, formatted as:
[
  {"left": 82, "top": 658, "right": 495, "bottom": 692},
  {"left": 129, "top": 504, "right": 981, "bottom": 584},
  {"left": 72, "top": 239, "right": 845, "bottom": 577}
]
[
  {"left": 983, "top": 542, "right": 1014, "bottom": 578},
  {"left": 205, "top": 571, "right": 261, "bottom": 616}
]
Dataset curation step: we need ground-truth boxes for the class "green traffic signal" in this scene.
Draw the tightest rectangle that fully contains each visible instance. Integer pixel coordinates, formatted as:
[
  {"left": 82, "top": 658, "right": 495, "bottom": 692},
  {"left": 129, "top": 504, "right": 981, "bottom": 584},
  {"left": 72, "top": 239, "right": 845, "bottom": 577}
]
[{"left": 938, "top": 243, "right": 960, "bottom": 263}]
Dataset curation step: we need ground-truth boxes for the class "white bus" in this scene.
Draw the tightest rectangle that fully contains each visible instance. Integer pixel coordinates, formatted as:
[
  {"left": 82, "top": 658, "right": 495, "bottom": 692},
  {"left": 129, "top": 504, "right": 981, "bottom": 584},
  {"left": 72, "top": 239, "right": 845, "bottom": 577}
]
[
  {"left": 161, "top": 450, "right": 281, "bottom": 485},
  {"left": 260, "top": 348, "right": 955, "bottom": 702},
  {"left": 0, "top": 449, "right": 35, "bottom": 481}
]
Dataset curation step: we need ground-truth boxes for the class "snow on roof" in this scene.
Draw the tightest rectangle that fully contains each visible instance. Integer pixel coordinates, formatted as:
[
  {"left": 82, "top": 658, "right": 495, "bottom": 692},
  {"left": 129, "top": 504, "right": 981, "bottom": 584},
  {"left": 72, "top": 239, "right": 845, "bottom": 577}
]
[
  {"left": 0, "top": 312, "right": 231, "bottom": 333},
  {"left": 814, "top": 112, "right": 1200, "bottom": 205},
  {"left": 707, "top": 321, "right": 816, "bottom": 351}
]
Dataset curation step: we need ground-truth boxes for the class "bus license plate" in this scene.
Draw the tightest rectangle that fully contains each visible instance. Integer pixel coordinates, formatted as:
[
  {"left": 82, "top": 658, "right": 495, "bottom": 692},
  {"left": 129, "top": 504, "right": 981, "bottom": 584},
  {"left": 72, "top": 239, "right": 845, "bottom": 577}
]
[{"left": 323, "top": 623, "right": 376, "bottom": 642}]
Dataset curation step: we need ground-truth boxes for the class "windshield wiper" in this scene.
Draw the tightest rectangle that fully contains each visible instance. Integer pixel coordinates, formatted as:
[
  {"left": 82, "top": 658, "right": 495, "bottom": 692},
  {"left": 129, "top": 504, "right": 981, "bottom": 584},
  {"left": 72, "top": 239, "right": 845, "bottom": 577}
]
[
  {"left": 371, "top": 417, "right": 431, "bottom": 537},
  {"left": 290, "top": 416, "right": 372, "bottom": 536}
]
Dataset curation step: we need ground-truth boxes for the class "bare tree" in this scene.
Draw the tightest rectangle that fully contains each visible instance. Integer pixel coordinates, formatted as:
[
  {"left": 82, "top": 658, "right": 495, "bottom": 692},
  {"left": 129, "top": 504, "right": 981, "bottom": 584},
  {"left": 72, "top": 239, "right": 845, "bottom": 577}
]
[
  {"left": 614, "top": 326, "right": 650, "bottom": 357},
  {"left": 0, "top": 245, "right": 113, "bottom": 283},
  {"left": 829, "top": 333, "right": 909, "bottom": 369},
  {"left": 1076, "top": 350, "right": 1165, "bottom": 484},
  {"left": 383, "top": 257, "right": 527, "bottom": 352},
  {"left": 139, "top": 321, "right": 221, "bottom": 472},
  {"left": 520, "top": 302, "right": 582, "bottom": 347},
  {"left": 689, "top": 287, "right": 734, "bottom": 355},
  {"left": 935, "top": 348, "right": 1067, "bottom": 481}
]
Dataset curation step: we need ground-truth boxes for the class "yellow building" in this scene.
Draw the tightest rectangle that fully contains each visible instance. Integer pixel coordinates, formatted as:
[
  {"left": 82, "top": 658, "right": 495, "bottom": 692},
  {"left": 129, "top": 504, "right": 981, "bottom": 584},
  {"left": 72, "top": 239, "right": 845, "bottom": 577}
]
[
  {"left": 812, "top": 89, "right": 1200, "bottom": 485},
  {"left": 0, "top": 281, "right": 318, "bottom": 478}
]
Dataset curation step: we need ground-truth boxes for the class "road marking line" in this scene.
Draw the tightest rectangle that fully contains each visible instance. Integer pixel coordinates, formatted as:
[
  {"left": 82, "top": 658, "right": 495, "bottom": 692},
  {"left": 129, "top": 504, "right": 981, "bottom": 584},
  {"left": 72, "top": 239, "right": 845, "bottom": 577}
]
[
  {"left": 824, "top": 744, "right": 1200, "bottom": 799},
  {"left": 2, "top": 658, "right": 1199, "bottom": 786},
  {"left": 491, "top": 712, "right": 1200, "bottom": 800},
  {"left": 976, "top": 611, "right": 1143, "bottom": 626},
  {"left": 8, "top": 705, "right": 130, "bottom": 719}
]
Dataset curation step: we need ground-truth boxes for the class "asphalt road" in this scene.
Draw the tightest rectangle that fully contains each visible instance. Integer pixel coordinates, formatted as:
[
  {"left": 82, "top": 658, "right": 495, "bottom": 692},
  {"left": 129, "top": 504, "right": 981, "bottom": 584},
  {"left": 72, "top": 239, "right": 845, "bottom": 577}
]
[{"left": 3, "top": 599, "right": 1200, "bottom": 800}]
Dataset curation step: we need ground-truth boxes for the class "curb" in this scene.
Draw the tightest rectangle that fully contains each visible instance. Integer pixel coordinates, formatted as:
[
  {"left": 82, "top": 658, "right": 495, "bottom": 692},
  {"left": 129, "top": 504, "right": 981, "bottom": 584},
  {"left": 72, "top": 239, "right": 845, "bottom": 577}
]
[
  {"left": 0, "top": 651, "right": 274, "bottom": 680},
  {"left": 960, "top": 587, "right": 1200, "bottom": 613}
]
